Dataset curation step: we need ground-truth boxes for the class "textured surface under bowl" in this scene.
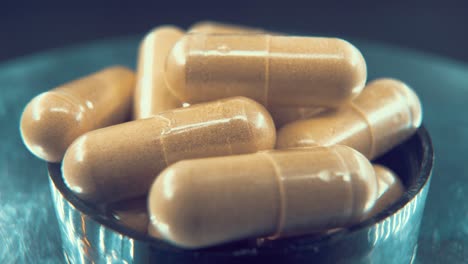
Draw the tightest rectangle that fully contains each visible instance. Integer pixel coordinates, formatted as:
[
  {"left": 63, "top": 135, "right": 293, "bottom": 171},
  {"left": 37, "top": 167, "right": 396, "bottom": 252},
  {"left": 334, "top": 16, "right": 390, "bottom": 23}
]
[
  {"left": 48, "top": 126, "right": 433, "bottom": 264},
  {"left": 2, "top": 35, "right": 468, "bottom": 263}
]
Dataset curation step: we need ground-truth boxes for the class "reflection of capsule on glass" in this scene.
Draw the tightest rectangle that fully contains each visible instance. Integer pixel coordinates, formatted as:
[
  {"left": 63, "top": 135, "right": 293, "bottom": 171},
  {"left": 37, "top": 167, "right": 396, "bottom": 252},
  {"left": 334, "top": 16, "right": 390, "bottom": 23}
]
[
  {"left": 164, "top": 34, "right": 367, "bottom": 109},
  {"left": 148, "top": 145, "right": 377, "bottom": 249},
  {"left": 20, "top": 66, "right": 135, "bottom": 162},
  {"left": 277, "top": 78, "right": 422, "bottom": 160},
  {"left": 62, "top": 97, "right": 276, "bottom": 204},
  {"left": 133, "top": 26, "right": 185, "bottom": 119}
]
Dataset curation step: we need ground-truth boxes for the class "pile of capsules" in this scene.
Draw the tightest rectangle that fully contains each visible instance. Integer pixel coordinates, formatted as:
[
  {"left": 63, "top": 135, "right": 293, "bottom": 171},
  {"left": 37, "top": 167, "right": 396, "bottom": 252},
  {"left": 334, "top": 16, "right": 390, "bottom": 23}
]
[{"left": 20, "top": 21, "right": 422, "bottom": 249}]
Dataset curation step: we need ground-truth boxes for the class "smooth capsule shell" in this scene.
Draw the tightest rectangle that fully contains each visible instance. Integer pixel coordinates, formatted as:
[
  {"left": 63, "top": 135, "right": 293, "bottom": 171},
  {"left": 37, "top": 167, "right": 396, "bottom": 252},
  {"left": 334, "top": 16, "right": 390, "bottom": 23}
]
[
  {"left": 62, "top": 97, "right": 276, "bottom": 204},
  {"left": 188, "top": 21, "right": 263, "bottom": 34},
  {"left": 165, "top": 34, "right": 367, "bottom": 108},
  {"left": 261, "top": 163, "right": 405, "bottom": 242},
  {"left": 368, "top": 165, "right": 404, "bottom": 217},
  {"left": 186, "top": 22, "right": 326, "bottom": 127},
  {"left": 270, "top": 107, "right": 326, "bottom": 128},
  {"left": 20, "top": 66, "right": 135, "bottom": 162},
  {"left": 133, "top": 26, "right": 185, "bottom": 119},
  {"left": 109, "top": 197, "right": 149, "bottom": 234},
  {"left": 148, "top": 145, "right": 377, "bottom": 249},
  {"left": 277, "top": 78, "right": 423, "bottom": 159}
]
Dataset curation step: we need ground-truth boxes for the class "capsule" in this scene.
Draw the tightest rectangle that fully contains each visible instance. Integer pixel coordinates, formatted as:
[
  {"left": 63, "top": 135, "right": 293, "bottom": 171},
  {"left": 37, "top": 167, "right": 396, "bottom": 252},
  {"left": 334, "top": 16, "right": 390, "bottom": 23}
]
[
  {"left": 259, "top": 163, "right": 404, "bottom": 244},
  {"left": 148, "top": 145, "right": 377, "bottom": 248},
  {"left": 368, "top": 165, "right": 404, "bottom": 217},
  {"left": 270, "top": 107, "right": 326, "bottom": 128},
  {"left": 165, "top": 34, "right": 367, "bottom": 108},
  {"left": 186, "top": 22, "right": 327, "bottom": 127},
  {"left": 109, "top": 197, "right": 149, "bottom": 234},
  {"left": 133, "top": 26, "right": 185, "bottom": 119},
  {"left": 20, "top": 66, "right": 135, "bottom": 162},
  {"left": 188, "top": 21, "right": 263, "bottom": 34},
  {"left": 277, "top": 78, "right": 422, "bottom": 159},
  {"left": 62, "top": 97, "right": 276, "bottom": 204}
]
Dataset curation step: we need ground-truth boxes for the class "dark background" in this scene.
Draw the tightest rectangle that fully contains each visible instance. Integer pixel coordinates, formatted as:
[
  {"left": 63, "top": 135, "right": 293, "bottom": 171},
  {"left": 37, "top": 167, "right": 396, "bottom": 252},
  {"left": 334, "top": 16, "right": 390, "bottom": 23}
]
[{"left": 1, "top": 2, "right": 468, "bottom": 64}]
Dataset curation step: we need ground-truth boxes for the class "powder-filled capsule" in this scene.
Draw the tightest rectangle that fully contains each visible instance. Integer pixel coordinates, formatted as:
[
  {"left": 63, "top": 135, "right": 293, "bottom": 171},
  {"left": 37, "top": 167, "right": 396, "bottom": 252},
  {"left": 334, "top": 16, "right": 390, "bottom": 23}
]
[
  {"left": 277, "top": 78, "right": 422, "bottom": 159},
  {"left": 148, "top": 145, "right": 377, "bottom": 249},
  {"left": 186, "top": 22, "right": 326, "bottom": 127},
  {"left": 258, "top": 163, "right": 405, "bottom": 243},
  {"left": 133, "top": 26, "right": 185, "bottom": 119},
  {"left": 368, "top": 165, "right": 404, "bottom": 217},
  {"left": 20, "top": 66, "right": 135, "bottom": 162},
  {"left": 165, "top": 34, "right": 367, "bottom": 108},
  {"left": 270, "top": 107, "right": 325, "bottom": 128},
  {"left": 62, "top": 97, "right": 276, "bottom": 204}
]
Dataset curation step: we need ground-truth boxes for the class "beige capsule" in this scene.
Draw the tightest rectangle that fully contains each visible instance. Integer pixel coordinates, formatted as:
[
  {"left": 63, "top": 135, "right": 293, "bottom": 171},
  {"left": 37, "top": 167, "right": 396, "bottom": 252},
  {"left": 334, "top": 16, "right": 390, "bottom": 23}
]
[
  {"left": 276, "top": 78, "right": 422, "bottom": 159},
  {"left": 148, "top": 145, "right": 377, "bottom": 249},
  {"left": 20, "top": 66, "right": 135, "bottom": 162},
  {"left": 368, "top": 164, "right": 404, "bottom": 217},
  {"left": 133, "top": 26, "right": 185, "bottom": 119},
  {"left": 186, "top": 22, "right": 326, "bottom": 127},
  {"left": 269, "top": 107, "right": 326, "bottom": 129},
  {"left": 188, "top": 21, "right": 264, "bottom": 34},
  {"left": 109, "top": 197, "right": 149, "bottom": 234},
  {"left": 165, "top": 34, "right": 367, "bottom": 108},
  {"left": 62, "top": 97, "right": 276, "bottom": 204},
  {"left": 258, "top": 163, "right": 405, "bottom": 243}
]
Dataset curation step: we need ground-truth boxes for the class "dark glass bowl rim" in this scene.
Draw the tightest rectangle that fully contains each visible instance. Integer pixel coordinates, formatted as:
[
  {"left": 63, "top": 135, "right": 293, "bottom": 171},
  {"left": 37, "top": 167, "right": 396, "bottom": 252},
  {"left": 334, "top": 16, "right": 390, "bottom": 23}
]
[{"left": 48, "top": 125, "right": 434, "bottom": 254}]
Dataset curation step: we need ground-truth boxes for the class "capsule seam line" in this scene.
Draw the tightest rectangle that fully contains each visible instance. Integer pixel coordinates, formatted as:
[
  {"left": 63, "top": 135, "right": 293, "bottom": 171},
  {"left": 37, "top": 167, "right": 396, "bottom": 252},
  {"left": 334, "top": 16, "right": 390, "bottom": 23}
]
[
  {"left": 350, "top": 102, "right": 375, "bottom": 158},
  {"left": 261, "top": 152, "right": 286, "bottom": 238},
  {"left": 162, "top": 54, "right": 180, "bottom": 100},
  {"left": 158, "top": 115, "right": 172, "bottom": 167},
  {"left": 332, "top": 147, "right": 356, "bottom": 223},
  {"left": 242, "top": 103, "right": 255, "bottom": 152},
  {"left": 224, "top": 101, "right": 234, "bottom": 155},
  {"left": 392, "top": 84, "right": 414, "bottom": 130},
  {"left": 263, "top": 35, "right": 271, "bottom": 107}
]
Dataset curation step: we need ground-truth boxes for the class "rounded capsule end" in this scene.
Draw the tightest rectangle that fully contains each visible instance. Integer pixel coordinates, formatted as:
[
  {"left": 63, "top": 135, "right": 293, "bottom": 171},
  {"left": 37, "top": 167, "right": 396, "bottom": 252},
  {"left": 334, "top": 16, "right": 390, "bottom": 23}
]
[
  {"left": 275, "top": 118, "right": 320, "bottom": 149},
  {"left": 391, "top": 79, "right": 423, "bottom": 130},
  {"left": 332, "top": 145, "right": 378, "bottom": 222},
  {"left": 62, "top": 134, "right": 102, "bottom": 203},
  {"left": 239, "top": 97, "right": 276, "bottom": 150},
  {"left": 148, "top": 163, "right": 204, "bottom": 248},
  {"left": 337, "top": 38, "right": 367, "bottom": 102},
  {"left": 20, "top": 92, "right": 88, "bottom": 162},
  {"left": 164, "top": 36, "right": 189, "bottom": 102}
]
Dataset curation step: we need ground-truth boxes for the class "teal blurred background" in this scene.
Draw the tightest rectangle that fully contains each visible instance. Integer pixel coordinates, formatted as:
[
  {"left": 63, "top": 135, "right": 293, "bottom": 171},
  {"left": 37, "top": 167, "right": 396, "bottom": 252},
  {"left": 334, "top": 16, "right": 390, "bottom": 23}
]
[{"left": 1, "top": 2, "right": 468, "bottom": 63}]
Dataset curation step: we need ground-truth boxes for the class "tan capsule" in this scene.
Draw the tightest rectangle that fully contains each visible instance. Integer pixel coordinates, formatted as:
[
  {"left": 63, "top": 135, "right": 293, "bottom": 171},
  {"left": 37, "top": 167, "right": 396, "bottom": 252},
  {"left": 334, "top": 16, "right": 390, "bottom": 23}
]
[
  {"left": 261, "top": 164, "right": 404, "bottom": 243},
  {"left": 148, "top": 145, "right": 377, "bottom": 249},
  {"left": 277, "top": 78, "right": 422, "bottom": 159},
  {"left": 270, "top": 107, "right": 326, "bottom": 128},
  {"left": 20, "top": 66, "right": 135, "bottom": 162},
  {"left": 368, "top": 165, "right": 404, "bottom": 217},
  {"left": 109, "top": 197, "right": 149, "bottom": 234},
  {"left": 165, "top": 34, "right": 367, "bottom": 108},
  {"left": 133, "top": 26, "right": 185, "bottom": 119},
  {"left": 62, "top": 97, "right": 276, "bottom": 204},
  {"left": 188, "top": 21, "right": 263, "bottom": 34},
  {"left": 186, "top": 23, "right": 326, "bottom": 126}
]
